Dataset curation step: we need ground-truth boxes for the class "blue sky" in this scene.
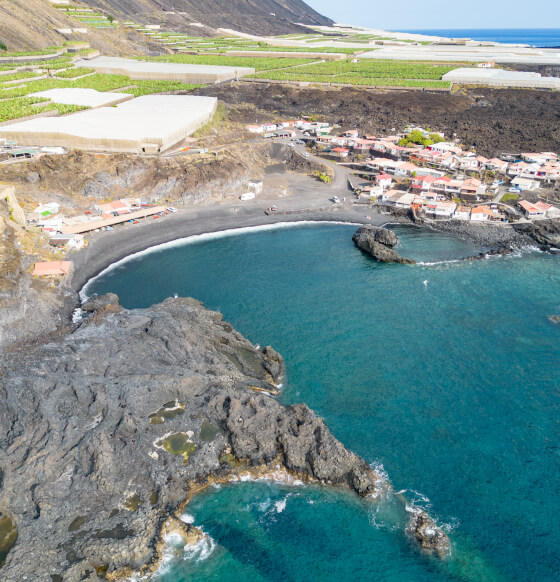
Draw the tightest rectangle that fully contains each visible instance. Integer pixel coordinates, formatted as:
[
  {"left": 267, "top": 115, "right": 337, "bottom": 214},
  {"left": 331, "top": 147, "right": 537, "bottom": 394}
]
[{"left": 305, "top": 0, "right": 559, "bottom": 30}]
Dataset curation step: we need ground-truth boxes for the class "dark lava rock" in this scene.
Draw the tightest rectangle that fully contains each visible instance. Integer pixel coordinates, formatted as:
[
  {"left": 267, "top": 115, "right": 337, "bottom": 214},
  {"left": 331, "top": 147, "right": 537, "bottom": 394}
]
[
  {"left": 352, "top": 225, "right": 415, "bottom": 264},
  {"left": 406, "top": 508, "right": 451, "bottom": 559},
  {"left": 1, "top": 296, "right": 413, "bottom": 581},
  {"left": 513, "top": 219, "right": 560, "bottom": 250},
  {"left": 82, "top": 292, "right": 120, "bottom": 312}
]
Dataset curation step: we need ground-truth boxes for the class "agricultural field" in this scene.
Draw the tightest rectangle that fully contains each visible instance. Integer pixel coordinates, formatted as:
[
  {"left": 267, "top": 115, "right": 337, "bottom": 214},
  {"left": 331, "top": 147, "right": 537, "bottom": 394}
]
[
  {"left": 144, "top": 54, "right": 321, "bottom": 71},
  {"left": 0, "top": 47, "right": 65, "bottom": 58},
  {"left": 0, "top": 97, "right": 87, "bottom": 123},
  {"left": 0, "top": 50, "right": 202, "bottom": 123},
  {"left": 53, "top": 67, "right": 95, "bottom": 78},
  {"left": 250, "top": 59, "right": 456, "bottom": 88}
]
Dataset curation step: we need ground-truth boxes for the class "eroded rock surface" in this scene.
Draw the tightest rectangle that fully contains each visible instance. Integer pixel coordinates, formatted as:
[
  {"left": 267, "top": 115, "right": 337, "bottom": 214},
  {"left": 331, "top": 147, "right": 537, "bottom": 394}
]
[
  {"left": 352, "top": 225, "right": 416, "bottom": 264},
  {"left": 1, "top": 295, "right": 423, "bottom": 581}
]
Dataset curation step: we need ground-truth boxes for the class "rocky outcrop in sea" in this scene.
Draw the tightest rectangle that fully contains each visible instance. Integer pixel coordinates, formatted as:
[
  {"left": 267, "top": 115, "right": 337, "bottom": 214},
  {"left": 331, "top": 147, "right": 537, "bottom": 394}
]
[{"left": 352, "top": 225, "right": 416, "bottom": 264}]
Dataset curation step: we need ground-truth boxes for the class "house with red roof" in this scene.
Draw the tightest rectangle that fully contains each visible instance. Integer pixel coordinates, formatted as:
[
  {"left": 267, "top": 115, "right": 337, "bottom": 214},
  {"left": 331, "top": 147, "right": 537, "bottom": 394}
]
[
  {"left": 470, "top": 205, "right": 493, "bottom": 221},
  {"left": 375, "top": 173, "right": 393, "bottom": 189},
  {"left": 32, "top": 261, "right": 72, "bottom": 277},
  {"left": 412, "top": 174, "right": 436, "bottom": 191}
]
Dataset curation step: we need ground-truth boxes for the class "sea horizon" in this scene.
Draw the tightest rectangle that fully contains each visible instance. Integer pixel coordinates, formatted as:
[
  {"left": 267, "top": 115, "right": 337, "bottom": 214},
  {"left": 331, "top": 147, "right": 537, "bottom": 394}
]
[{"left": 399, "top": 28, "right": 560, "bottom": 47}]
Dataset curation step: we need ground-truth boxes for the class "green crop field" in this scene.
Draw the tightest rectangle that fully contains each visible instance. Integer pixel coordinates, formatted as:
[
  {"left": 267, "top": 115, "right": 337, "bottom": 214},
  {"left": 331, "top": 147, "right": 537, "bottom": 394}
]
[
  {"left": 0, "top": 71, "right": 43, "bottom": 83},
  {"left": 0, "top": 47, "right": 66, "bottom": 58},
  {"left": 121, "top": 80, "right": 201, "bottom": 97},
  {"left": 144, "top": 54, "right": 321, "bottom": 71},
  {"left": 248, "top": 59, "right": 455, "bottom": 88},
  {"left": 53, "top": 67, "right": 95, "bottom": 78},
  {"left": 0, "top": 97, "right": 87, "bottom": 123}
]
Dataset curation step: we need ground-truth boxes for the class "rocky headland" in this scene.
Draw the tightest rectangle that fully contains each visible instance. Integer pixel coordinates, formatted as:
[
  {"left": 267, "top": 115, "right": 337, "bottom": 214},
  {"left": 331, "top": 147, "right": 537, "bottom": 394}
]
[
  {"left": 0, "top": 278, "right": 450, "bottom": 581},
  {"left": 352, "top": 225, "right": 416, "bottom": 264}
]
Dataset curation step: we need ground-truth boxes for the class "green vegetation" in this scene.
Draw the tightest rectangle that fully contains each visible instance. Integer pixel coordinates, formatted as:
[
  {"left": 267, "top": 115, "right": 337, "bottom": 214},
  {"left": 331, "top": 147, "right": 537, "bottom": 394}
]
[
  {"left": 0, "top": 73, "right": 139, "bottom": 99},
  {"left": 0, "top": 97, "right": 88, "bottom": 123},
  {"left": 0, "top": 71, "right": 42, "bottom": 83},
  {"left": 157, "top": 433, "right": 196, "bottom": 465},
  {"left": 53, "top": 67, "right": 94, "bottom": 78},
  {"left": 501, "top": 193, "right": 519, "bottom": 202},
  {"left": 313, "top": 170, "right": 332, "bottom": 183},
  {"left": 0, "top": 43, "right": 7, "bottom": 52},
  {"left": 144, "top": 54, "right": 321, "bottom": 72},
  {"left": 122, "top": 80, "right": 201, "bottom": 97},
  {"left": 192, "top": 102, "right": 227, "bottom": 137},
  {"left": 0, "top": 47, "right": 65, "bottom": 58},
  {"left": 0, "top": 512, "right": 18, "bottom": 568},
  {"left": 398, "top": 130, "right": 445, "bottom": 146},
  {"left": 247, "top": 59, "right": 454, "bottom": 88}
]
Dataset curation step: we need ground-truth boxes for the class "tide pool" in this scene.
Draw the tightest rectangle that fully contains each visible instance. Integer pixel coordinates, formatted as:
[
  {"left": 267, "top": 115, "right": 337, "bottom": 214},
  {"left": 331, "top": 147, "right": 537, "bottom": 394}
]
[{"left": 87, "top": 224, "right": 560, "bottom": 581}]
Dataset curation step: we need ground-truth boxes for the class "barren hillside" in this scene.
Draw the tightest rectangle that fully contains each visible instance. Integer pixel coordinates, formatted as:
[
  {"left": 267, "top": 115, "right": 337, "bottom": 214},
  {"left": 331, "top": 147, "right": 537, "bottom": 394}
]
[{"left": 78, "top": 0, "right": 332, "bottom": 36}]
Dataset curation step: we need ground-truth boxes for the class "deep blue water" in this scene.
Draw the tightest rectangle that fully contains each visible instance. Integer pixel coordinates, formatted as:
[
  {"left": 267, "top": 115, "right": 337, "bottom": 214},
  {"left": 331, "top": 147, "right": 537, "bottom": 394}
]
[
  {"left": 401, "top": 29, "right": 560, "bottom": 47},
  {"left": 86, "top": 224, "right": 560, "bottom": 581}
]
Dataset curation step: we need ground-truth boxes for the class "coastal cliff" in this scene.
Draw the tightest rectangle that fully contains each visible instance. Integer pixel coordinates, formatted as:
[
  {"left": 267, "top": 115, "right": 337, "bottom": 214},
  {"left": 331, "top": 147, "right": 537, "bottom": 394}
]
[{"left": 0, "top": 292, "right": 449, "bottom": 581}]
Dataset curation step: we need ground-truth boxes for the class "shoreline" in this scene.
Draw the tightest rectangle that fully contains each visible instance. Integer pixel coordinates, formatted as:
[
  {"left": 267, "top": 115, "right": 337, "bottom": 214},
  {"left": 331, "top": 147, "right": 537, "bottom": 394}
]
[{"left": 70, "top": 203, "right": 393, "bottom": 292}]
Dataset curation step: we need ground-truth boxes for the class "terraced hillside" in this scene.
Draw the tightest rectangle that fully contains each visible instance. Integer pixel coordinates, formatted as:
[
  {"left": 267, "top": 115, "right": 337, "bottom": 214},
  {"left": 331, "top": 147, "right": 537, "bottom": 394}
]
[
  {"left": 78, "top": 0, "right": 333, "bottom": 36},
  {"left": 0, "top": 0, "right": 171, "bottom": 54}
]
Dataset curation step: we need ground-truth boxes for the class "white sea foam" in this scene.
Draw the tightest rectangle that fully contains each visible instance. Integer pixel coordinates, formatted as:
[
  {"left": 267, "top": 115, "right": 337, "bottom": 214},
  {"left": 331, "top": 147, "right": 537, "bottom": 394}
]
[
  {"left": 80, "top": 221, "right": 360, "bottom": 301},
  {"left": 274, "top": 497, "right": 288, "bottom": 514},
  {"left": 182, "top": 533, "right": 216, "bottom": 563},
  {"left": 180, "top": 513, "right": 195, "bottom": 524},
  {"left": 72, "top": 307, "right": 84, "bottom": 323}
]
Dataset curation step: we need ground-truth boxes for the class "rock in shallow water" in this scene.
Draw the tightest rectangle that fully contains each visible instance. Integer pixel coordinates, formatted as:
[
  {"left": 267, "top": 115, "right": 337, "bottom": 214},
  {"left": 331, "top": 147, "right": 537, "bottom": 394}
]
[{"left": 352, "top": 225, "right": 416, "bottom": 264}]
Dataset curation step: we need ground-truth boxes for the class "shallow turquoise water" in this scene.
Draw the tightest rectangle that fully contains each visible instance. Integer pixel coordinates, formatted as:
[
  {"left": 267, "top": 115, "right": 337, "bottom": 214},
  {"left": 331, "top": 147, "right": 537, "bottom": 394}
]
[{"left": 87, "top": 224, "right": 560, "bottom": 581}]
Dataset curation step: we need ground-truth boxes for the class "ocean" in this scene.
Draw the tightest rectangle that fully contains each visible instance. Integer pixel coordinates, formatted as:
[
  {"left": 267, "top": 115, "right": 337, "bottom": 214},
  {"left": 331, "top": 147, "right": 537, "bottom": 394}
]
[
  {"left": 87, "top": 224, "right": 560, "bottom": 581},
  {"left": 401, "top": 29, "right": 560, "bottom": 47}
]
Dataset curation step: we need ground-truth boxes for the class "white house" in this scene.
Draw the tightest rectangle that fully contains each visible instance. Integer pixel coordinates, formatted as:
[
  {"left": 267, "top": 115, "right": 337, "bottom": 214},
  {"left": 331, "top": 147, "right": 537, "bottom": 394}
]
[
  {"left": 375, "top": 173, "right": 393, "bottom": 190},
  {"left": 454, "top": 205, "right": 472, "bottom": 220},
  {"left": 511, "top": 176, "right": 540, "bottom": 191},
  {"left": 394, "top": 161, "right": 417, "bottom": 177},
  {"left": 470, "top": 206, "right": 493, "bottom": 221}
]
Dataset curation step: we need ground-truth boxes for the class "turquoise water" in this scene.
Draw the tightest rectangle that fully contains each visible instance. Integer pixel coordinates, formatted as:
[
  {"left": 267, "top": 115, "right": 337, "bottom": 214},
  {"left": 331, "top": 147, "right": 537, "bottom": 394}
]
[{"left": 86, "top": 224, "right": 560, "bottom": 581}]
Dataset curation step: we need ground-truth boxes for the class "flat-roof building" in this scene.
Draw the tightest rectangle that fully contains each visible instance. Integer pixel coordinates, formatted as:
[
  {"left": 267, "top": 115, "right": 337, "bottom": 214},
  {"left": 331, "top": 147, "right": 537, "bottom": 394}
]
[
  {"left": 0, "top": 95, "right": 218, "bottom": 154},
  {"left": 75, "top": 56, "right": 255, "bottom": 84}
]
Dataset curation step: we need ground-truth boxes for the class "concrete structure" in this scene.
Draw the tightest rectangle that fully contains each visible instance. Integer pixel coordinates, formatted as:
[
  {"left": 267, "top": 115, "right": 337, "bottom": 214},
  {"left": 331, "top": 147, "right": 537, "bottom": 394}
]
[
  {"left": 360, "top": 45, "right": 560, "bottom": 65},
  {"left": 0, "top": 95, "right": 218, "bottom": 154},
  {"left": 226, "top": 50, "right": 346, "bottom": 61},
  {"left": 442, "top": 68, "right": 560, "bottom": 89},
  {"left": 75, "top": 56, "right": 255, "bottom": 84},
  {"left": 29, "top": 89, "right": 133, "bottom": 109},
  {"left": 248, "top": 180, "right": 263, "bottom": 194}
]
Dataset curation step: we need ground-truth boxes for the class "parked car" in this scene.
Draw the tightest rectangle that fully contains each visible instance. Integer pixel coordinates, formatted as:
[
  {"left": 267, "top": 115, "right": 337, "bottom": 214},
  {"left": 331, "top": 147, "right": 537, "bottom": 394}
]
[
  {"left": 508, "top": 187, "right": 521, "bottom": 193},
  {"left": 167, "top": 206, "right": 177, "bottom": 212},
  {"left": 303, "top": 152, "right": 310, "bottom": 158},
  {"left": 332, "top": 195, "right": 340, "bottom": 203}
]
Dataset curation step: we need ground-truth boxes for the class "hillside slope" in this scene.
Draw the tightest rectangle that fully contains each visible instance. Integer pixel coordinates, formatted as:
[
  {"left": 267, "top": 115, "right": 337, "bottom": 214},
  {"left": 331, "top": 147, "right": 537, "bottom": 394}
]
[
  {"left": 0, "top": 0, "right": 171, "bottom": 54},
  {"left": 79, "top": 0, "right": 333, "bottom": 36}
]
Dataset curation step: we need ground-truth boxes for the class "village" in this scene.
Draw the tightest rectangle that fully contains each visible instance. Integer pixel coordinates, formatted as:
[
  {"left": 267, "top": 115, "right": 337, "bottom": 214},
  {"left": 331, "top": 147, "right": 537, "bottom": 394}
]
[
  {"left": 247, "top": 118, "right": 560, "bottom": 223},
  {"left": 3, "top": 111, "right": 560, "bottom": 279}
]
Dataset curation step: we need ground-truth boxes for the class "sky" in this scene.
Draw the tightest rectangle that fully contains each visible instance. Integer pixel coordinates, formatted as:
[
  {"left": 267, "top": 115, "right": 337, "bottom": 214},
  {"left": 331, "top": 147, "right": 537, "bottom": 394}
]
[{"left": 304, "top": 0, "right": 560, "bottom": 31}]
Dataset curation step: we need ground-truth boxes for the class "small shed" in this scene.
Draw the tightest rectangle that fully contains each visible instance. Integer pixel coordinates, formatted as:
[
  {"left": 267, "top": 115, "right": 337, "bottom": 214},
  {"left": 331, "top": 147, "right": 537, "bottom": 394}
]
[{"left": 248, "top": 180, "right": 263, "bottom": 194}]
